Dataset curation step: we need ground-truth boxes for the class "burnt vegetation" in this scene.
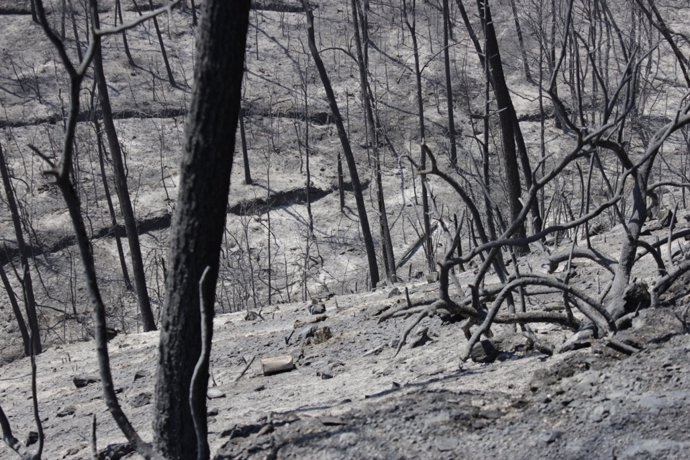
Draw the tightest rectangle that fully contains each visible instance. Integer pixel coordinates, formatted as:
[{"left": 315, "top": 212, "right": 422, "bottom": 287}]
[{"left": 1, "top": 0, "right": 689, "bottom": 458}]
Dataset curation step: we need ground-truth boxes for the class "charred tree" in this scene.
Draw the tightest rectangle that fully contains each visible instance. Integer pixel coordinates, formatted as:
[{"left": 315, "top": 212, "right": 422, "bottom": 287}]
[
  {"left": 300, "top": 0, "right": 380, "bottom": 288},
  {"left": 352, "top": 0, "right": 396, "bottom": 282},
  {"left": 91, "top": 9, "right": 157, "bottom": 332},
  {"left": 0, "top": 143, "right": 42, "bottom": 355},
  {"left": 153, "top": 2, "right": 251, "bottom": 459},
  {"left": 477, "top": 0, "right": 527, "bottom": 247},
  {"left": 403, "top": 0, "right": 435, "bottom": 274}
]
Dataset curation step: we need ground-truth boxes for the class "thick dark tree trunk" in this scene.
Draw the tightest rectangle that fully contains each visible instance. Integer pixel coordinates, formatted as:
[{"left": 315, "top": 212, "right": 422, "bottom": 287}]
[
  {"left": 154, "top": 2, "right": 250, "bottom": 459},
  {"left": 457, "top": 0, "right": 541, "bottom": 235},
  {"left": 301, "top": 0, "right": 380, "bottom": 288},
  {"left": 0, "top": 143, "right": 42, "bottom": 355},
  {"left": 91, "top": 10, "right": 157, "bottom": 332},
  {"left": 477, "top": 0, "right": 527, "bottom": 246}
]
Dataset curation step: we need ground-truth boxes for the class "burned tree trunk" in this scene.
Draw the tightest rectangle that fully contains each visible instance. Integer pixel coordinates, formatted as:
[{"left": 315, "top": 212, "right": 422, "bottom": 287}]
[
  {"left": 154, "top": 2, "right": 251, "bottom": 459},
  {"left": 0, "top": 143, "right": 42, "bottom": 355},
  {"left": 300, "top": 0, "right": 380, "bottom": 288}
]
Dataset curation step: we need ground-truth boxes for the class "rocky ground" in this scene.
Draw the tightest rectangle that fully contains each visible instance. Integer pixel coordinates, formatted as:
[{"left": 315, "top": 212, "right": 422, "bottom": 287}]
[{"left": 1, "top": 275, "right": 688, "bottom": 459}]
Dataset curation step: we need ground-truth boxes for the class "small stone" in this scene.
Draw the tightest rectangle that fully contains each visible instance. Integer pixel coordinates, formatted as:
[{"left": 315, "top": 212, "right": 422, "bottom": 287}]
[
  {"left": 207, "top": 388, "right": 226, "bottom": 399},
  {"left": 57, "top": 405, "right": 76, "bottom": 417},
  {"left": 318, "top": 371, "right": 334, "bottom": 380},
  {"left": 244, "top": 310, "right": 263, "bottom": 321},
  {"left": 309, "top": 303, "right": 326, "bottom": 315},
  {"left": 299, "top": 325, "right": 332, "bottom": 345},
  {"left": 312, "top": 326, "right": 333, "bottom": 345},
  {"left": 470, "top": 340, "right": 498, "bottom": 363},
  {"left": 540, "top": 431, "right": 563, "bottom": 444},
  {"left": 589, "top": 404, "right": 610, "bottom": 422},
  {"left": 132, "top": 370, "right": 147, "bottom": 382},
  {"left": 337, "top": 432, "right": 358, "bottom": 447},
  {"left": 208, "top": 408, "right": 219, "bottom": 416},
  {"left": 436, "top": 436, "right": 459, "bottom": 451},
  {"left": 73, "top": 375, "right": 99, "bottom": 389},
  {"left": 129, "top": 391, "right": 152, "bottom": 408}
]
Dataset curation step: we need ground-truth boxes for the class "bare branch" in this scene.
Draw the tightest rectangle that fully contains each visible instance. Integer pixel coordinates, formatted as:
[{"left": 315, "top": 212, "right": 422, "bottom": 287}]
[
  {"left": 95, "top": 0, "right": 181, "bottom": 36},
  {"left": 190, "top": 266, "right": 212, "bottom": 460},
  {"left": 547, "top": 248, "right": 617, "bottom": 275}
]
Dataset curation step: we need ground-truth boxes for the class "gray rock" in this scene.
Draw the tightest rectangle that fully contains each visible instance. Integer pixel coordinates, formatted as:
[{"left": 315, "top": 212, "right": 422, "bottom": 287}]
[
  {"left": 436, "top": 436, "right": 459, "bottom": 451},
  {"left": 539, "top": 431, "right": 563, "bottom": 444},
  {"left": 129, "top": 391, "right": 152, "bottom": 408},
  {"left": 132, "top": 370, "right": 147, "bottom": 382},
  {"left": 589, "top": 404, "right": 610, "bottom": 422},
  {"left": 73, "top": 375, "right": 99, "bottom": 388},
  {"left": 207, "top": 388, "right": 226, "bottom": 399},
  {"left": 57, "top": 405, "right": 76, "bottom": 417},
  {"left": 309, "top": 303, "right": 326, "bottom": 315},
  {"left": 299, "top": 325, "right": 333, "bottom": 345},
  {"left": 622, "top": 439, "right": 690, "bottom": 458}
]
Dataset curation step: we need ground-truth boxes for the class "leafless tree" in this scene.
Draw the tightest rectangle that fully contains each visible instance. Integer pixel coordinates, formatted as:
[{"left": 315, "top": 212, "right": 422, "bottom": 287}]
[
  {"left": 0, "top": 144, "right": 42, "bottom": 355},
  {"left": 300, "top": 0, "right": 380, "bottom": 288}
]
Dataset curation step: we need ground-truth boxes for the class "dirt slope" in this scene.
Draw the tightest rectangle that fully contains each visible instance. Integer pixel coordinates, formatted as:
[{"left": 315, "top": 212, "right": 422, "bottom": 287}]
[{"left": 1, "top": 278, "right": 688, "bottom": 459}]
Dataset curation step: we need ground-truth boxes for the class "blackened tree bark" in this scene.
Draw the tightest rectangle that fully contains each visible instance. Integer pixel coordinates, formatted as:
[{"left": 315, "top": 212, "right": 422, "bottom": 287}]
[
  {"left": 403, "top": 0, "right": 435, "bottom": 273},
  {"left": 352, "top": 0, "right": 396, "bottom": 282},
  {"left": 147, "top": 0, "right": 176, "bottom": 87},
  {"left": 239, "top": 111, "right": 252, "bottom": 185},
  {"left": 93, "top": 115, "right": 133, "bottom": 291},
  {"left": 300, "top": 0, "right": 380, "bottom": 288},
  {"left": 456, "top": 0, "right": 542, "bottom": 235},
  {"left": 114, "top": 0, "right": 135, "bottom": 66},
  {"left": 509, "top": 0, "right": 532, "bottom": 82},
  {"left": 154, "top": 2, "right": 250, "bottom": 459},
  {"left": 0, "top": 143, "right": 42, "bottom": 355},
  {"left": 442, "top": 0, "right": 458, "bottom": 166},
  {"left": 30, "top": 0, "right": 38, "bottom": 22},
  {"left": 91, "top": 10, "right": 157, "bottom": 332},
  {"left": 477, "top": 0, "right": 527, "bottom": 246},
  {"left": 0, "top": 263, "right": 31, "bottom": 357}
]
